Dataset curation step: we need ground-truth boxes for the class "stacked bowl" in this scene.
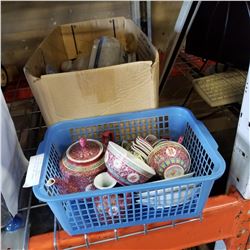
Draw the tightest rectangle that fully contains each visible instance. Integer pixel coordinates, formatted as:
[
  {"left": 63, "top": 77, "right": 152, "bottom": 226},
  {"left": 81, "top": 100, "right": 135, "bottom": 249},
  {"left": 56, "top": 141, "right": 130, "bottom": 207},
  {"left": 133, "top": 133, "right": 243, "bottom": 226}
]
[
  {"left": 104, "top": 141, "right": 156, "bottom": 185},
  {"left": 148, "top": 141, "right": 191, "bottom": 179}
]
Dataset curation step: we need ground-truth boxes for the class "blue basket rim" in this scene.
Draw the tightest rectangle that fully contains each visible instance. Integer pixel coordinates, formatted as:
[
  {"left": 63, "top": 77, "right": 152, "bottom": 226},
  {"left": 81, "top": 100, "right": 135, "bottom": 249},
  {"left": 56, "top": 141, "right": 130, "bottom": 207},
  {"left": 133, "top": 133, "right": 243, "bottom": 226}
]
[
  {"left": 33, "top": 172, "right": 218, "bottom": 202},
  {"left": 33, "top": 106, "right": 226, "bottom": 202}
]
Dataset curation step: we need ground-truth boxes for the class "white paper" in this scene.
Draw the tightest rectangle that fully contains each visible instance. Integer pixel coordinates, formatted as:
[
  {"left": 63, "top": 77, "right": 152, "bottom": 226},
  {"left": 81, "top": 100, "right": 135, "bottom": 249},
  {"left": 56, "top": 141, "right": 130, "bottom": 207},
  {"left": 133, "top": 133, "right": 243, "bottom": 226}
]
[
  {"left": 23, "top": 154, "right": 44, "bottom": 188},
  {"left": 1, "top": 90, "right": 28, "bottom": 216}
]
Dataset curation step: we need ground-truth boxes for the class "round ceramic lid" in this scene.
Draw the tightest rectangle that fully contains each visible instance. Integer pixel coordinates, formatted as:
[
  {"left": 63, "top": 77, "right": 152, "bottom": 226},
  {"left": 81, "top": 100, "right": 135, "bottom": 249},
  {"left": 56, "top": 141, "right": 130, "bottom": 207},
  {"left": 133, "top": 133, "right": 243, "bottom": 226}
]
[{"left": 66, "top": 138, "right": 103, "bottom": 163}]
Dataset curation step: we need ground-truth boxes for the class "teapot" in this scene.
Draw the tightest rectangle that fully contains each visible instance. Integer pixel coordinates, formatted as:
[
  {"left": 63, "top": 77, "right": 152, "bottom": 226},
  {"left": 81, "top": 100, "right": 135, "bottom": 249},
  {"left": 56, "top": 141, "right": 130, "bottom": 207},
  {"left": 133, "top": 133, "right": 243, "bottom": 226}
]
[{"left": 57, "top": 137, "right": 106, "bottom": 194}]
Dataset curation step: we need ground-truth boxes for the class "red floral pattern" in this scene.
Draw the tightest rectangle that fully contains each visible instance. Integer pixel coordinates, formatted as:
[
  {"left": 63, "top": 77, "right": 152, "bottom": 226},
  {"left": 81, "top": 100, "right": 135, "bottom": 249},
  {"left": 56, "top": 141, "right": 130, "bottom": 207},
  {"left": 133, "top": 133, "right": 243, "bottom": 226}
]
[
  {"left": 57, "top": 155, "right": 106, "bottom": 194},
  {"left": 148, "top": 142, "right": 191, "bottom": 178},
  {"left": 105, "top": 149, "right": 150, "bottom": 186}
]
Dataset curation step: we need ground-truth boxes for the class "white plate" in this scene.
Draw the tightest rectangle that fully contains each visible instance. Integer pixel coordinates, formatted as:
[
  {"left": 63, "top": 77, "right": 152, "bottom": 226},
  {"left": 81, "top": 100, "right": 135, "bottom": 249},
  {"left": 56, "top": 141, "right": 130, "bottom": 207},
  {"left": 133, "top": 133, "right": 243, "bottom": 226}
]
[
  {"left": 156, "top": 172, "right": 194, "bottom": 182},
  {"left": 136, "top": 184, "right": 196, "bottom": 208}
]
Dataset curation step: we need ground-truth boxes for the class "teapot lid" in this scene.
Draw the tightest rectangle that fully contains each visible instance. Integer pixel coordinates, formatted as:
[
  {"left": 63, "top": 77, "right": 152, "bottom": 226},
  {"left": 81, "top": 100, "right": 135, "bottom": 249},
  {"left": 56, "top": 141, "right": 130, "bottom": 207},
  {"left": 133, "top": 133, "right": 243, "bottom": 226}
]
[{"left": 66, "top": 138, "right": 103, "bottom": 163}]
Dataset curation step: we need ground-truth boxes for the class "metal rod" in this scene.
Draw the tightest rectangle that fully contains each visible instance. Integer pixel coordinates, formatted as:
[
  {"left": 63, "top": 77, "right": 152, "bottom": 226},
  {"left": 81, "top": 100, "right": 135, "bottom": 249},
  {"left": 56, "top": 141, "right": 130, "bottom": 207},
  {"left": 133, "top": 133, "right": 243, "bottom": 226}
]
[
  {"left": 148, "top": 223, "right": 174, "bottom": 232},
  {"left": 29, "top": 192, "right": 250, "bottom": 250},
  {"left": 90, "top": 237, "right": 117, "bottom": 246},
  {"left": 64, "top": 244, "right": 87, "bottom": 249},
  {"left": 84, "top": 234, "right": 90, "bottom": 248},
  {"left": 118, "top": 230, "right": 145, "bottom": 239},
  {"left": 172, "top": 220, "right": 176, "bottom": 227},
  {"left": 22, "top": 189, "right": 32, "bottom": 250},
  {"left": 146, "top": 1, "right": 152, "bottom": 42},
  {"left": 130, "top": 1, "right": 141, "bottom": 28},
  {"left": 174, "top": 217, "right": 200, "bottom": 226},
  {"left": 64, "top": 237, "right": 116, "bottom": 250},
  {"left": 159, "top": 1, "right": 201, "bottom": 94},
  {"left": 114, "top": 229, "right": 119, "bottom": 240},
  {"left": 58, "top": 217, "right": 202, "bottom": 250},
  {"left": 53, "top": 216, "right": 58, "bottom": 250},
  {"left": 18, "top": 203, "right": 47, "bottom": 212}
]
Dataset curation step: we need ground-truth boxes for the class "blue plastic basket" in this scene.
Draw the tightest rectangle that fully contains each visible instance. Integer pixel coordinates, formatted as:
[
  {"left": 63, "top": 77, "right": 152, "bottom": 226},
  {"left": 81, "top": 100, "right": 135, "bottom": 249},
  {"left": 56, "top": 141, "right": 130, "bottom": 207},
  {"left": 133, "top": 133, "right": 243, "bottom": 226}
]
[{"left": 33, "top": 106, "right": 225, "bottom": 236}]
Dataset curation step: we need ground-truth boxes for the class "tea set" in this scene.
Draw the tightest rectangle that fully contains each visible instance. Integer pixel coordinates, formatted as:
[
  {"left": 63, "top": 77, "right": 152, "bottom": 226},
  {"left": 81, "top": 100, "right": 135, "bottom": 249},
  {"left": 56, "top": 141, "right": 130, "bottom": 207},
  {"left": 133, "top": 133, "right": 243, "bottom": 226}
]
[{"left": 47, "top": 131, "right": 193, "bottom": 217}]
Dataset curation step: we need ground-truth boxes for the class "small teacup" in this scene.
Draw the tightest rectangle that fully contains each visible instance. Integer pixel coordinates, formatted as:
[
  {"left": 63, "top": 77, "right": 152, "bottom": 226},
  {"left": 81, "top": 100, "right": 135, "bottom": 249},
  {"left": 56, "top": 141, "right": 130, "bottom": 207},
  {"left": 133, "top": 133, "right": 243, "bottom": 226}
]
[
  {"left": 94, "top": 193, "right": 132, "bottom": 221},
  {"left": 93, "top": 172, "right": 131, "bottom": 221},
  {"left": 93, "top": 172, "right": 117, "bottom": 190}
]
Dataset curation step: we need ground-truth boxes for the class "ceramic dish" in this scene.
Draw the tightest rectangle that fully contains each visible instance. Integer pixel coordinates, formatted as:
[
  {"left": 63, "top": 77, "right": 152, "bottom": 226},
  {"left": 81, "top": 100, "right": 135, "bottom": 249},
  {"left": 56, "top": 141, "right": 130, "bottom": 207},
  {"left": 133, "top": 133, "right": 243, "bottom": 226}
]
[
  {"left": 156, "top": 171, "right": 194, "bottom": 181},
  {"left": 136, "top": 184, "right": 196, "bottom": 208},
  {"left": 148, "top": 141, "right": 191, "bottom": 178},
  {"left": 105, "top": 141, "right": 156, "bottom": 185},
  {"left": 135, "top": 136, "right": 154, "bottom": 152},
  {"left": 131, "top": 143, "right": 149, "bottom": 161}
]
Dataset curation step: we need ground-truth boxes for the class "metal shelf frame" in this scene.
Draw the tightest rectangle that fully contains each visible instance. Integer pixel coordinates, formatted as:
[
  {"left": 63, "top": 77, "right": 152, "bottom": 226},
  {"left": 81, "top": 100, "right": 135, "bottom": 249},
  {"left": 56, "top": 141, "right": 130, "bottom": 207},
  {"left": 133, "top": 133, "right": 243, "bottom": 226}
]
[{"left": 28, "top": 187, "right": 250, "bottom": 250}]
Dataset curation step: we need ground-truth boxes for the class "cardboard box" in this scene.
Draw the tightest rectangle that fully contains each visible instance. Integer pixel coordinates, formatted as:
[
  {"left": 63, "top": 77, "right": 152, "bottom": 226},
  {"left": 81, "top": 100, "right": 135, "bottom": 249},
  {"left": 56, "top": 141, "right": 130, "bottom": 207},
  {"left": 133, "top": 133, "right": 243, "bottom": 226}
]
[{"left": 24, "top": 17, "right": 159, "bottom": 126}]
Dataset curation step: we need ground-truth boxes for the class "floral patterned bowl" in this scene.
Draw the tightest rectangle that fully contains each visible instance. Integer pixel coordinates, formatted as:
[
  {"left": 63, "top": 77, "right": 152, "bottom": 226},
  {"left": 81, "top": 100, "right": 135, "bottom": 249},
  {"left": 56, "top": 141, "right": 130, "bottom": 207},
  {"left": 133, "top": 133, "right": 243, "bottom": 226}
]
[
  {"left": 148, "top": 141, "right": 191, "bottom": 179},
  {"left": 104, "top": 141, "right": 156, "bottom": 186}
]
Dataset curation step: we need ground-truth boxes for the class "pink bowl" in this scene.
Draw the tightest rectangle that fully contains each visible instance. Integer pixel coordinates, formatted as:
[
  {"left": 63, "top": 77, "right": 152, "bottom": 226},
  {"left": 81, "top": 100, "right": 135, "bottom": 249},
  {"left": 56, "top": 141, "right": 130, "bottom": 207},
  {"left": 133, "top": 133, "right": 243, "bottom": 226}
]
[
  {"left": 148, "top": 141, "right": 191, "bottom": 179},
  {"left": 104, "top": 142, "right": 156, "bottom": 186}
]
